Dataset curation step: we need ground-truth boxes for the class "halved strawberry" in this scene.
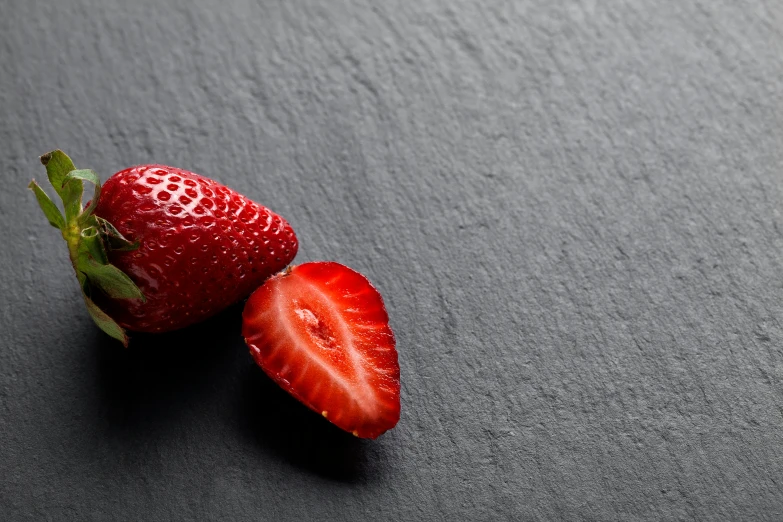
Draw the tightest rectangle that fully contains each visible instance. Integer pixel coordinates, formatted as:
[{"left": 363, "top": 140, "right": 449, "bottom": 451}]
[{"left": 242, "top": 262, "right": 400, "bottom": 439}]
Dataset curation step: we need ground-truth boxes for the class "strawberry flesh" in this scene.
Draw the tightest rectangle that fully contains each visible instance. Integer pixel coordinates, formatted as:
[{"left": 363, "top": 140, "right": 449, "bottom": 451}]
[{"left": 242, "top": 262, "right": 400, "bottom": 439}]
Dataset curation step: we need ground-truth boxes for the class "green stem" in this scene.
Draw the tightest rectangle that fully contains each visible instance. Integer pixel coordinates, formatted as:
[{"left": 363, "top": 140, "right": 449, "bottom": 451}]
[{"left": 63, "top": 224, "right": 86, "bottom": 286}]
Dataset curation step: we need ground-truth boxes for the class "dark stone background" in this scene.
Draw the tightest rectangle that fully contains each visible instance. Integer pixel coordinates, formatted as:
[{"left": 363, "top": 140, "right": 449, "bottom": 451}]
[{"left": 2, "top": 0, "right": 782, "bottom": 519}]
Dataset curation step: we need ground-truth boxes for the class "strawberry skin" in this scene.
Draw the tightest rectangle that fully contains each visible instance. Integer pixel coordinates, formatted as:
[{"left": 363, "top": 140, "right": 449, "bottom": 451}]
[
  {"left": 29, "top": 150, "right": 297, "bottom": 344},
  {"left": 242, "top": 262, "right": 400, "bottom": 439},
  {"left": 93, "top": 165, "right": 298, "bottom": 333}
]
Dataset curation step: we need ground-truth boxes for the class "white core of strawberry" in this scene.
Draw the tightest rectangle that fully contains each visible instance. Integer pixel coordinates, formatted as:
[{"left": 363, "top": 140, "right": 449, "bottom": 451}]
[{"left": 273, "top": 278, "right": 381, "bottom": 419}]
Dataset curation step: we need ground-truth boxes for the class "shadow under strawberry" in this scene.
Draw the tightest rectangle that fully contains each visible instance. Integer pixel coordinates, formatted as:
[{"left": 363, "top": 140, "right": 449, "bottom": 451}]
[
  {"left": 92, "top": 301, "right": 382, "bottom": 483},
  {"left": 234, "top": 364, "right": 381, "bottom": 483},
  {"left": 93, "top": 302, "right": 246, "bottom": 436}
]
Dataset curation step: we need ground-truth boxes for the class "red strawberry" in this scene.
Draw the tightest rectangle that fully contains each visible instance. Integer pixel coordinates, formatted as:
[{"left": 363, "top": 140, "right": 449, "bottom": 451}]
[
  {"left": 29, "top": 150, "right": 297, "bottom": 345},
  {"left": 242, "top": 262, "right": 400, "bottom": 439}
]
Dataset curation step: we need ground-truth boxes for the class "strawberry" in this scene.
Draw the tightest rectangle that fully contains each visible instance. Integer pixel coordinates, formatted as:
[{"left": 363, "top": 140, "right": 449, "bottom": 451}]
[
  {"left": 29, "top": 150, "right": 298, "bottom": 346},
  {"left": 242, "top": 262, "right": 400, "bottom": 439}
]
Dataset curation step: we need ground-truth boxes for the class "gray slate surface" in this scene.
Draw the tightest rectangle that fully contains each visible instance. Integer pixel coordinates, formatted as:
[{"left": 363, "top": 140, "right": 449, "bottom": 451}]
[{"left": 2, "top": 0, "right": 783, "bottom": 520}]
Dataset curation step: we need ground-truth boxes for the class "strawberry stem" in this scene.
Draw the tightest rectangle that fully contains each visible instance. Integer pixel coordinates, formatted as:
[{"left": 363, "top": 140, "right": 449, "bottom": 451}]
[{"left": 30, "top": 150, "right": 145, "bottom": 347}]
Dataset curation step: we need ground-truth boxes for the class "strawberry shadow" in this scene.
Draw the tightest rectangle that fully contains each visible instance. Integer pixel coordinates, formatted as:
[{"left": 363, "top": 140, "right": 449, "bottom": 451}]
[
  {"left": 93, "top": 303, "right": 381, "bottom": 483},
  {"left": 93, "top": 302, "right": 246, "bottom": 435},
  {"left": 235, "top": 363, "right": 378, "bottom": 483}
]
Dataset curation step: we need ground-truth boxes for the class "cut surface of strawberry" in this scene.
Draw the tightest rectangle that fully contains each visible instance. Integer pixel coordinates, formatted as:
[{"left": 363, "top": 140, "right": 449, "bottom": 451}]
[{"left": 242, "top": 262, "right": 400, "bottom": 439}]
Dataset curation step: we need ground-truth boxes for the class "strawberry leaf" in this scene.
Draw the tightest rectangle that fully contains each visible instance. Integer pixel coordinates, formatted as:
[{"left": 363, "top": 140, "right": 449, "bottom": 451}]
[
  {"left": 62, "top": 169, "right": 101, "bottom": 220},
  {"left": 82, "top": 258, "right": 145, "bottom": 301},
  {"left": 77, "top": 226, "right": 109, "bottom": 264},
  {"left": 82, "top": 293, "right": 129, "bottom": 347},
  {"left": 28, "top": 180, "right": 65, "bottom": 229},
  {"left": 40, "top": 150, "right": 83, "bottom": 222},
  {"left": 74, "top": 223, "right": 145, "bottom": 302},
  {"left": 40, "top": 150, "right": 75, "bottom": 191},
  {"left": 96, "top": 217, "right": 139, "bottom": 252}
]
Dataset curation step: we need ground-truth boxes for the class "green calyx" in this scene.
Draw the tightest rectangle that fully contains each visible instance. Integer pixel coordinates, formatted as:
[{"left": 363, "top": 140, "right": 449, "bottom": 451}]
[{"left": 29, "top": 150, "right": 145, "bottom": 347}]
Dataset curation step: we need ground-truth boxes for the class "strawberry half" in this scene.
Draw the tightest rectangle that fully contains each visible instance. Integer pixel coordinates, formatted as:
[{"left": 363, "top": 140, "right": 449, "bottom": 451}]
[
  {"left": 242, "top": 262, "right": 400, "bottom": 439},
  {"left": 29, "top": 150, "right": 297, "bottom": 345}
]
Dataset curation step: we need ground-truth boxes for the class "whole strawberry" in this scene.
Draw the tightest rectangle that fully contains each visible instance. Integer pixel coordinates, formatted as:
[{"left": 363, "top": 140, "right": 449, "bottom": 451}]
[{"left": 29, "top": 150, "right": 298, "bottom": 346}]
